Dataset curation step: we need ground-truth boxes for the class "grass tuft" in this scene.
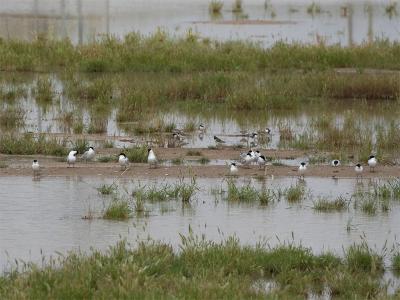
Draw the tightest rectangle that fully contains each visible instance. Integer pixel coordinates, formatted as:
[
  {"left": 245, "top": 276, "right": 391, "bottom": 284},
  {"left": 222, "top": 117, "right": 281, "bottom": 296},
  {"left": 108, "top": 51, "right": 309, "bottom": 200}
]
[
  {"left": 132, "top": 178, "right": 197, "bottom": 203},
  {"left": 125, "top": 146, "right": 148, "bottom": 163},
  {"left": 73, "top": 139, "right": 89, "bottom": 154},
  {"left": 0, "top": 134, "right": 67, "bottom": 156},
  {"left": 232, "top": 0, "right": 243, "bottom": 13},
  {"left": 307, "top": 2, "right": 321, "bottom": 15},
  {"left": 97, "top": 183, "right": 117, "bottom": 195},
  {"left": 360, "top": 198, "right": 377, "bottom": 215},
  {"left": 392, "top": 252, "right": 400, "bottom": 274},
  {"left": 103, "top": 198, "right": 131, "bottom": 220},
  {"left": 313, "top": 196, "right": 348, "bottom": 212},
  {"left": 34, "top": 77, "right": 54, "bottom": 105},
  {"left": 285, "top": 184, "right": 305, "bottom": 203},
  {"left": 183, "top": 121, "right": 196, "bottom": 133},
  {"left": 209, "top": 0, "right": 223, "bottom": 14},
  {"left": 226, "top": 180, "right": 278, "bottom": 204},
  {"left": 345, "top": 243, "right": 384, "bottom": 274}
]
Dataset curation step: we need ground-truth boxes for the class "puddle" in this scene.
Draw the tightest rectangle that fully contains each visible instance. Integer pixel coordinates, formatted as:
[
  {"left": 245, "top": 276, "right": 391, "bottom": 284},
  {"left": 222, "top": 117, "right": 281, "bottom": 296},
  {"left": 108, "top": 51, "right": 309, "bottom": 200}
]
[
  {"left": 0, "top": 1, "right": 398, "bottom": 46},
  {"left": 1, "top": 175, "right": 400, "bottom": 273}
]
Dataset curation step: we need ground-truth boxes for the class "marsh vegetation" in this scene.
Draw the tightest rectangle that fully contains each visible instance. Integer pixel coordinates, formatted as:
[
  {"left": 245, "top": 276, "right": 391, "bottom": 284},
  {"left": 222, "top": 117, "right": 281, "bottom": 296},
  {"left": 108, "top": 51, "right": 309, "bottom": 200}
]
[{"left": 0, "top": 235, "right": 395, "bottom": 299}]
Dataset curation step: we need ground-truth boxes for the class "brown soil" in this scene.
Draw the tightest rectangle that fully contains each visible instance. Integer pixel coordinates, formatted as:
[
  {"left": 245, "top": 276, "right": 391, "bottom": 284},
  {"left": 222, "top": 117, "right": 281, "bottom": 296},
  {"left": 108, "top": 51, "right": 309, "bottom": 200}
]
[
  {"left": 1, "top": 161, "right": 399, "bottom": 179},
  {"left": 97, "top": 147, "right": 307, "bottom": 160},
  {"left": 1, "top": 148, "right": 398, "bottom": 178}
]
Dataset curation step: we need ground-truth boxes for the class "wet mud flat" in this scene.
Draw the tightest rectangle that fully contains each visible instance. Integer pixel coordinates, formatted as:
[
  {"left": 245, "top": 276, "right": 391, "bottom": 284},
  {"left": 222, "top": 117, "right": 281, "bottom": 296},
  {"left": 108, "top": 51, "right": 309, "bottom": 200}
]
[
  {"left": 1, "top": 146, "right": 399, "bottom": 179},
  {"left": 1, "top": 161, "right": 400, "bottom": 179}
]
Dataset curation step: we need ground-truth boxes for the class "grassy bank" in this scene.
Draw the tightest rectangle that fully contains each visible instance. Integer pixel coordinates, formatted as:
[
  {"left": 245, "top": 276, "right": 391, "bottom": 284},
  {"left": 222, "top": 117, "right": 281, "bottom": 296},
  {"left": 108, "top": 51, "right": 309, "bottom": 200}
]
[
  {"left": 0, "top": 33, "right": 400, "bottom": 72},
  {"left": 0, "top": 236, "right": 394, "bottom": 299},
  {"left": 0, "top": 134, "right": 67, "bottom": 156}
]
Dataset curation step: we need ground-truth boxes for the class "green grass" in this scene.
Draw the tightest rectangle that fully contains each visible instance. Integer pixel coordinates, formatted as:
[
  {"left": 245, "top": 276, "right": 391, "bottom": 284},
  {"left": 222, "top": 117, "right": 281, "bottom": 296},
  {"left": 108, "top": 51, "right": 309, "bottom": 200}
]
[
  {"left": 132, "top": 179, "right": 197, "bottom": 203},
  {"left": 134, "top": 196, "right": 145, "bottom": 214},
  {"left": 313, "top": 196, "right": 348, "bottom": 212},
  {"left": 232, "top": 0, "right": 243, "bottom": 13},
  {"left": 385, "top": 2, "right": 398, "bottom": 17},
  {"left": 133, "top": 185, "right": 172, "bottom": 202},
  {"left": 226, "top": 180, "right": 278, "bottom": 204},
  {"left": 97, "top": 183, "right": 117, "bottom": 195},
  {"left": 124, "top": 146, "right": 148, "bottom": 163},
  {"left": 372, "top": 179, "right": 400, "bottom": 200},
  {"left": 103, "top": 140, "right": 114, "bottom": 148},
  {"left": 97, "top": 71, "right": 400, "bottom": 114},
  {"left": 258, "top": 189, "right": 276, "bottom": 206},
  {"left": 72, "top": 121, "right": 84, "bottom": 134},
  {"left": 392, "top": 252, "right": 400, "bottom": 274},
  {"left": 345, "top": 242, "right": 384, "bottom": 274},
  {"left": 360, "top": 198, "right": 377, "bottom": 215},
  {"left": 227, "top": 180, "right": 259, "bottom": 202},
  {"left": 103, "top": 199, "right": 131, "bottom": 220},
  {"left": 72, "top": 139, "right": 89, "bottom": 154},
  {"left": 134, "top": 186, "right": 158, "bottom": 202},
  {"left": 65, "top": 76, "right": 113, "bottom": 101},
  {"left": 278, "top": 113, "right": 400, "bottom": 157},
  {"left": 87, "top": 120, "right": 107, "bottom": 134},
  {"left": 34, "top": 76, "right": 54, "bottom": 105},
  {"left": 307, "top": 2, "right": 321, "bottom": 15},
  {"left": 97, "top": 155, "right": 115, "bottom": 163},
  {"left": 1, "top": 34, "right": 400, "bottom": 73},
  {"left": 0, "top": 236, "right": 392, "bottom": 299},
  {"left": 183, "top": 121, "right": 196, "bottom": 133},
  {"left": 177, "top": 178, "right": 198, "bottom": 203},
  {"left": 0, "top": 85, "right": 27, "bottom": 102},
  {"left": 209, "top": 0, "right": 223, "bottom": 14},
  {"left": 0, "top": 134, "right": 67, "bottom": 156},
  {"left": 285, "top": 184, "right": 305, "bottom": 203}
]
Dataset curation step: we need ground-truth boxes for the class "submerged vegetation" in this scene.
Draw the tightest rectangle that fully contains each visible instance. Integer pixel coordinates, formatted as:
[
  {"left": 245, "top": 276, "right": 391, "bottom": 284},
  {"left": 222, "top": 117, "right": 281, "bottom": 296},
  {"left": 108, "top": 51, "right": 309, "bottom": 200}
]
[{"left": 0, "top": 235, "right": 395, "bottom": 299}]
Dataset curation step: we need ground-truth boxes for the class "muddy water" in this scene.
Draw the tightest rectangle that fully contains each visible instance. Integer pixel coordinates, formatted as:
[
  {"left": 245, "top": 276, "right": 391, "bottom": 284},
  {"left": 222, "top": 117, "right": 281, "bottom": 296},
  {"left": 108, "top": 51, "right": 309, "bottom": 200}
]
[
  {"left": 1, "top": 175, "right": 399, "bottom": 272},
  {"left": 0, "top": 0, "right": 399, "bottom": 46}
]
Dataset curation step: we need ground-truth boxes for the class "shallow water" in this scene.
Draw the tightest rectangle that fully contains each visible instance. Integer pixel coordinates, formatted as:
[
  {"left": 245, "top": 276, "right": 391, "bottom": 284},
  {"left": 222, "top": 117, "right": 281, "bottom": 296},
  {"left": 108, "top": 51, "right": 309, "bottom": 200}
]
[
  {"left": 1, "top": 175, "right": 400, "bottom": 273},
  {"left": 1, "top": 73, "right": 399, "bottom": 154},
  {"left": 0, "top": 0, "right": 399, "bottom": 46}
]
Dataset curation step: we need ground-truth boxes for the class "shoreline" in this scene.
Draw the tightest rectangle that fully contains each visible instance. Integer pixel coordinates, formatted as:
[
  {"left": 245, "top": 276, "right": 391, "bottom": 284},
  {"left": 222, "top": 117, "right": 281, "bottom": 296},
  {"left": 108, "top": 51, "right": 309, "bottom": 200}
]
[{"left": 1, "top": 163, "right": 399, "bottom": 179}]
